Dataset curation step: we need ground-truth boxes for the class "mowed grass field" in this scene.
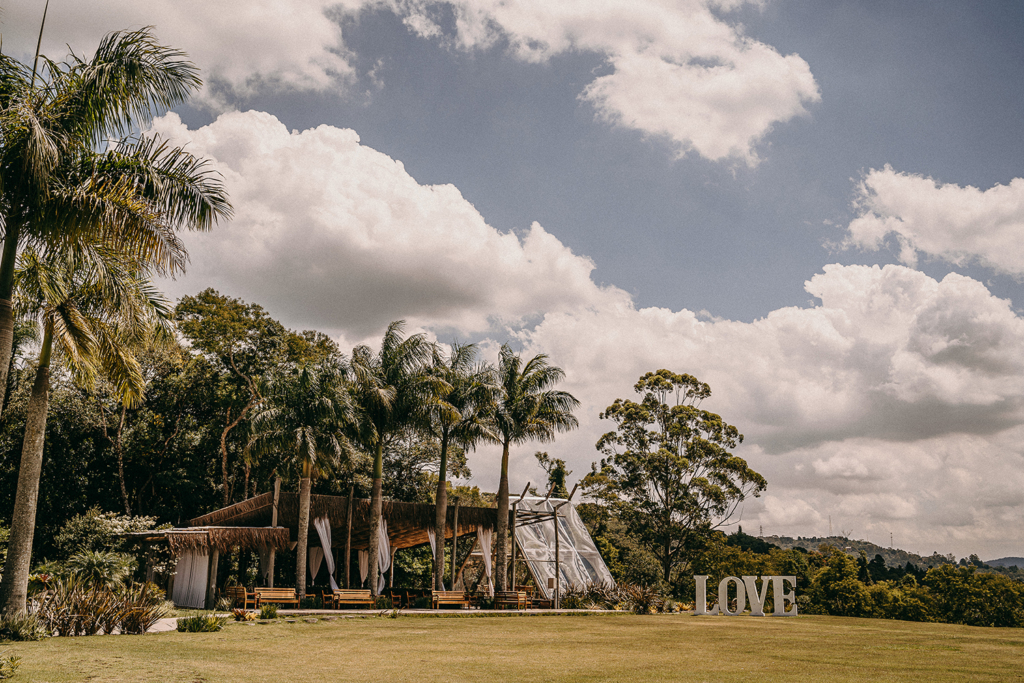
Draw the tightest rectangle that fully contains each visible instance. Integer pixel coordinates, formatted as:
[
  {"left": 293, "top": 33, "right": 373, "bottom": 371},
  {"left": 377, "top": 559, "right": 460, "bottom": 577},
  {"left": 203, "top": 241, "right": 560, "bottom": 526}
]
[{"left": 4, "top": 613, "right": 1024, "bottom": 682}]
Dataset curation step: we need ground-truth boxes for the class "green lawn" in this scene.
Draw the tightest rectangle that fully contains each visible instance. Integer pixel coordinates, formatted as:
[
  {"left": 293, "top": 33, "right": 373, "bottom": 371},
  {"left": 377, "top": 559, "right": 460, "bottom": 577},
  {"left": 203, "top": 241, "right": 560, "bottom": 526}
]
[{"left": 4, "top": 613, "right": 1023, "bottom": 682}]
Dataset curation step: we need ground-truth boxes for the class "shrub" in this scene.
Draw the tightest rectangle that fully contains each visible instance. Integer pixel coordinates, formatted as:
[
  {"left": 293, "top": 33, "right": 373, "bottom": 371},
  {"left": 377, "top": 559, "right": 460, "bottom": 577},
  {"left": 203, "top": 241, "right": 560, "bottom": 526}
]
[
  {"left": 176, "top": 613, "right": 228, "bottom": 633},
  {"left": 35, "top": 576, "right": 168, "bottom": 636},
  {"left": 259, "top": 604, "right": 278, "bottom": 620},
  {"left": 0, "top": 651, "right": 20, "bottom": 680},
  {"left": 65, "top": 550, "right": 135, "bottom": 589},
  {"left": 373, "top": 596, "right": 392, "bottom": 610},
  {"left": 619, "top": 583, "right": 664, "bottom": 614},
  {"left": 0, "top": 612, "right": 49, "bottom": 642}
]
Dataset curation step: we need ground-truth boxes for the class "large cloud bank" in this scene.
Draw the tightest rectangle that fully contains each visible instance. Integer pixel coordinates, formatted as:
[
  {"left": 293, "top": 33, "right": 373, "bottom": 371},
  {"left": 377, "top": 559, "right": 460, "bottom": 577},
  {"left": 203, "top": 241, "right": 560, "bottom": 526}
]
[
  {"left": 156, "top": 111, "right": 1024, "bottom": 558},
  {"left": 6, "top": 0, "right": 817, "bottom": 163},
  {"left": 848, "top": 165, "right": 1024, "bottom": 276}
]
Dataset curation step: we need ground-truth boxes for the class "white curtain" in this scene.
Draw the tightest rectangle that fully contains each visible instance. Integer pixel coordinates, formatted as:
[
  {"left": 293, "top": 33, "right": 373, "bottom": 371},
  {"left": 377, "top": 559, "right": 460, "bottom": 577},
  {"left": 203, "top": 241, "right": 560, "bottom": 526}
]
[
  {"left": 313, "top": 516, "right": 339, "bottom": 590},
  {"left": 171, "top": 548, "right": 209, "bottom": 609},
  {"left": 377, "top": 520, "right": 391, "bottom": 594},
  {"left": 426, "top": 527, "right": 446, "bottom": 590},
  {"left": 257, "top": 546, "right": 272, "bottom": 585},
  {"left": 358, "top": 550, "right": 369, "bottom": 587},
  {"left": 308, "top": 547, "right": 324, "bottom": 584},
  {"left": 477, "top": 526, "right": 493, "bottom": 596}
]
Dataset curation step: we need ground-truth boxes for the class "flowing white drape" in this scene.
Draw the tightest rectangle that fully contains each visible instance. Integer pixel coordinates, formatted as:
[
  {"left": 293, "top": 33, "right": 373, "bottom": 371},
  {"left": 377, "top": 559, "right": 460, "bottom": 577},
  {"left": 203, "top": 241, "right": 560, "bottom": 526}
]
[
  {"left": 313, "top": 516, "right": 339, "bottom": 590},
  {"left": 377, "top": 520, "right": 391, "bottom": 594},
  {"left": 426, "top": 527, "right": 446, "bottom": 590},
  {"left": 309, "top": 547, "right": 324, "bottom": 584},
  {"left": 257, "top": 546, "right": 272, "bottom": 584},
  {"left": 477, "top": 526, "right": 493, "bottom": 596},
  {"left": 171, "top": 548, "right": 209, "bottom": 608},
  {"left": 358, "top": 550, "right": 369, "bottom": 587}
]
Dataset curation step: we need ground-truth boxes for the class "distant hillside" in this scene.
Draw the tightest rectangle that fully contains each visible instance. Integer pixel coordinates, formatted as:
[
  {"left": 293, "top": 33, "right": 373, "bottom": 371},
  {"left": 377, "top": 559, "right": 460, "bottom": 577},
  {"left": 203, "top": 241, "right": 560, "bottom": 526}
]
[
  {"left": 762, "top": 535, "right": 954, "bottom": 569},
  {"left": 986, "top": 557, "right": 1024, "bottom": 569}
]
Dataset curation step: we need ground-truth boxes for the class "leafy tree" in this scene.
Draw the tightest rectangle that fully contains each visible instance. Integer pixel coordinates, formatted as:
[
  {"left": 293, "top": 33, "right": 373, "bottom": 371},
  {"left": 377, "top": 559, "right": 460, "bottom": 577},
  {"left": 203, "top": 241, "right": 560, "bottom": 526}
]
[
  {"left": 491, "top": 345, "right": 579, "bottom": 591},
  {"left": 348, "top": 321, "right": 443, "bottom": 595},
  {"left": 0, "top": 29, "right": 230, "bottom": 413},
  {"left": 426, "top": 343, "right": 495, "bottom": 590},
  {"left": 534, "top": 451, "right": 571, "bottom": 499},
  {"left": 806, "top": 547, "right": 871, "bottom": 617},
  {"left": 247, "top": 363, "right": 352, "bottom": 598},
  {"left": 588, "top": 370, "right": 765, "bottom": 584},
  {"left": 0, "top": 243, "right": 170, "bottom": 615},
  {"left": 176, "top": 290, "right": 292, "bottom": 506}
]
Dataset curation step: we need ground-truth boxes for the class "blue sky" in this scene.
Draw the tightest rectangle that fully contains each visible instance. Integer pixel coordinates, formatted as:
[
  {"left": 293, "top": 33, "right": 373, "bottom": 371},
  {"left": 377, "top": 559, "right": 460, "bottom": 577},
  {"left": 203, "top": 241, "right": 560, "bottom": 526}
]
[{"left": 7, "top": 0, "right": 1024, "bottom": 558}]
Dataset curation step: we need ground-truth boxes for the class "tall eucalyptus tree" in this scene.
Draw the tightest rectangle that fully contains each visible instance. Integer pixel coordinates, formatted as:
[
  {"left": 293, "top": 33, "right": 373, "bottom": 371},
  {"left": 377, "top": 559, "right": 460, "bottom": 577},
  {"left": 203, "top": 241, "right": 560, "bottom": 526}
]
[
  {"left": 349, "top": 321, "right": 446, "bottom": 596},
  {"left": 426, "top": 343, "right": 496, "bottom": 590},
  {"left": 491, "top": 345, "right": 579, "bottom": 591},
  {"left": 0, "top": 27, "right": 231, "bottom": 413},
  {"left": 0, "top": 241, "right": 173, "bottom": 615}
]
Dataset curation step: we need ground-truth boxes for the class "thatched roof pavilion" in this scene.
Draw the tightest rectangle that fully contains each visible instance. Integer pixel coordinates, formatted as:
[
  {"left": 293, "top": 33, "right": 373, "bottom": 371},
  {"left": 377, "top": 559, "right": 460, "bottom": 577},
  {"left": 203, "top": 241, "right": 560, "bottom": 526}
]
[{"left": 186, "top": 492, "right": 496, "bottom": 551}]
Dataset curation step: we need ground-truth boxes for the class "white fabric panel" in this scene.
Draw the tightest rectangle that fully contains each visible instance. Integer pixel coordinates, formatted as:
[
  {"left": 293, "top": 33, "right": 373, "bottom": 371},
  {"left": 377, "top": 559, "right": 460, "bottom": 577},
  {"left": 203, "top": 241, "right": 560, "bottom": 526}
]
[
  {"left": 377, "top": 520, "right": 391, "bottom": 594},
  {"left": 313, "top": 516, "right": 339, "bottom": 590},
  {"left": 426, "top": 527, "right": 446, "bottom": 590},
  {"left": 513, "top": 497, "right": 615, "bottom": 600},
  {"left": 358, "top": 550, "right": 369, "bottom": 586},
  {"left": 171, "top": 548, "right": 210, "bottom": 609},
  {"left": 308, "top": 546, "right": 324, "bottom": 583},
  {"left": 257, "top": 545, "right": 272, "bottom": 584},
  {"left": 477, "top": 526, "right": 493, "bottom": 596}
]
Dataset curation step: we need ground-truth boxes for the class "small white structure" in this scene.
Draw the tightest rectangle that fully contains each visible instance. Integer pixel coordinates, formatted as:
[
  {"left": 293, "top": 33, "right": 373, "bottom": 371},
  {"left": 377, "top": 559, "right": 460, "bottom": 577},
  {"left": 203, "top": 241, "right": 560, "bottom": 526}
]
[{"left": 513, "top": 496, "right": 615, "bottom": 600}]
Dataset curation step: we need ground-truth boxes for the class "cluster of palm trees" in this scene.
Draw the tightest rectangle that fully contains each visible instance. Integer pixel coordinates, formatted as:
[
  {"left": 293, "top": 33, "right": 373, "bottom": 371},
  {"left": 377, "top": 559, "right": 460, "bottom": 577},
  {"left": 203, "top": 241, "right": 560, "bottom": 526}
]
[
  {"left": 0, "top": 26, "right": 231, "bottom": 615},
  {"left": 248, "top": 322, "right": 580, "bottom": 598}
]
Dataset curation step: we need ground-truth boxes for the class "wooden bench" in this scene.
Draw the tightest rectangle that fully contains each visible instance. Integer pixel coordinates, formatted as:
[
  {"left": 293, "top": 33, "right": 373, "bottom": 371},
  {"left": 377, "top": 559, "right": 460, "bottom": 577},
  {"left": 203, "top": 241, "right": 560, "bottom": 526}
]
[
  {"left": 432, "top": 590, "right": 470, "bottom": 609},
  {"left": 255, "top": 587, "right": 299, "bottom": 608},
  {"left": 224, "top": 585, "right": 257, "bottom": 610},
  {"left": 331, "top": 589, "right": 374, "bottom": 608},
  {"left": 495, "top": 591, "right": 528, "bottom": 610}
]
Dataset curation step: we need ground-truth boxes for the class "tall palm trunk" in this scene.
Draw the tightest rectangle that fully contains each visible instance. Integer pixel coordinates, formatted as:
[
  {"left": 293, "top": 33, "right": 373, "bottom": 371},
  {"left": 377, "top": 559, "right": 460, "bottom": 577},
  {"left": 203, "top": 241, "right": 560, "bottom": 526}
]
[
  {"left": 0, "top": 325, "right": 50, "bottom": 615},
  {"left": 0, "top": 223, "right": 21, "bottom": 419},
  {"left": 296, "top": 474, "right": 312, "bottom": 599},
  {"left": 494, "top": 439, "right": 511, "bottom": 592},
  {"left": 433, "top": 433, "right": 449, "bottom": 590},
  {"left": 367, "top": 442, "right": 383, "bottom": 597}
]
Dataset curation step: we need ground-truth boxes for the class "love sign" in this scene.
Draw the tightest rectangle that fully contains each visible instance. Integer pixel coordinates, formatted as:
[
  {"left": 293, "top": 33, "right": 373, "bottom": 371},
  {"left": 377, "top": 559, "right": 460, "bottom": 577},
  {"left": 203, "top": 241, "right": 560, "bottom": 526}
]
[{"left": 693, "top": 575, "right": 797, "bottom": 616}]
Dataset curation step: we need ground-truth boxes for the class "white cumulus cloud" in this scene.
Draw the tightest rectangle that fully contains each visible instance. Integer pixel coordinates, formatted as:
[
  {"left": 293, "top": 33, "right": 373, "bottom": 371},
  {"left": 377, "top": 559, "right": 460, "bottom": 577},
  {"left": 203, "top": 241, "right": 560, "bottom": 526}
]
[
  {"left": 391, "top": 0, "right": 820, "bottom": 164},
  {"left": 848, "top": 165, "right": 1024, "bottom": 276}
]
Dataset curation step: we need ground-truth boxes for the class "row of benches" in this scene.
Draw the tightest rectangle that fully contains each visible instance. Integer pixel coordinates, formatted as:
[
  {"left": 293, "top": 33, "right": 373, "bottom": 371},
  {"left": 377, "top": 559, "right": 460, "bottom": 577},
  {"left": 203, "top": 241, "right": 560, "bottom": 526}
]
[{"left": 224, "top": 586, "right": 532, "bottom": 611}]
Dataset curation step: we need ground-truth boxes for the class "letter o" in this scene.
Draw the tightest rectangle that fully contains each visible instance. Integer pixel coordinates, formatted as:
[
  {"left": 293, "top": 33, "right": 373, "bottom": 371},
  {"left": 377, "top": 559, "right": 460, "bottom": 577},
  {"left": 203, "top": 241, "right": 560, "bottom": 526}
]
[{"left": 718, "top": 576, "right": 746, "bottom": 616}]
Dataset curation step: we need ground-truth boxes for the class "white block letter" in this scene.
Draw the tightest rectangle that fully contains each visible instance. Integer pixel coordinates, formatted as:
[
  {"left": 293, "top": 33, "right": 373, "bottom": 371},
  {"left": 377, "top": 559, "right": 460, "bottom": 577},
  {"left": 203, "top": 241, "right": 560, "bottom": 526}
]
[
  {"left": 742, "top": 576, "right": 769, "bottom": 617},
  {"left": 694, "top": 575, "right": 708, "bottom": 615},
  {"left": 771, "top": 576, "right": 798, "bottom": 616},
  {"left": 718, "top": 576, "right": 746, "bottom": 616}
]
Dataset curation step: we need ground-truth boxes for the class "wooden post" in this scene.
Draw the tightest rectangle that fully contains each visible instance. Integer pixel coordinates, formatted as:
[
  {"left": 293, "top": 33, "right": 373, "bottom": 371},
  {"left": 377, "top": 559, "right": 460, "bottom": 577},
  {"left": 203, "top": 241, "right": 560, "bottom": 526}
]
[
  {"left": 510, "top": 483, "right": 529, "bottom": 590},
  {"left": 449, "top": 498, "right": 460, "bottom": 587},
  {"left": 206, "top": 547, "right": 220, "bottom": 609},
  {"left": 388, "top": 547, "right": 396, "bottom": 589},
  {"left": 345, "top": 483, "right": 354, "bottom": 589},
  {"left": 268, "top": 476, "right": 280, "bottom": 587},
  {"left": 553, "top": 508, "right": 560, "bottom": 609}
]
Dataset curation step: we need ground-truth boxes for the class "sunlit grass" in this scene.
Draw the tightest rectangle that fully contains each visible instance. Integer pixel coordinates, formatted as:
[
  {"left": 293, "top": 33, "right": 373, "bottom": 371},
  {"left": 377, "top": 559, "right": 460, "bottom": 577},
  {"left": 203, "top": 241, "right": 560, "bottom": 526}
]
[{"left": 4, "top": 613, "right": 1023, "bottom": 682}]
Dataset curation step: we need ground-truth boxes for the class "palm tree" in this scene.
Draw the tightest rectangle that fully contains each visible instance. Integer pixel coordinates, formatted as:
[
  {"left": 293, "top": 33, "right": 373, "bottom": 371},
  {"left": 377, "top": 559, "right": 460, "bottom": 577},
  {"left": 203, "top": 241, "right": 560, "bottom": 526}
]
[
  {"left": 491, "top": 344, "right": 580, "bottom": 591},
  {"left": 0, "top": 27, "right": 231, "bottom": 413},
  {"left": 426, "top": 343, "right": 496, "bottom": 590},
  {"left": 246, "top": 363, "right": 353, "bottom": 598},
  {"left": 348, "top": 321, "right": 446, "bottom": 596},
  {"left": 0, "top": 242, "right": 172, "bottom": 615}
]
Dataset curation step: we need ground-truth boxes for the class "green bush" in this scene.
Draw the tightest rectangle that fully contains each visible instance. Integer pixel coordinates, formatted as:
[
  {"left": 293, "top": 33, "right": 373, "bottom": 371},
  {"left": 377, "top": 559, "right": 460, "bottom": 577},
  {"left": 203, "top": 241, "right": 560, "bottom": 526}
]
[
  {"left": 66, "top": 550, "right": 135, "bottom": 589},
  {"left": 259, "top": 604, "right": 278, "bottom": 620},
  {"left": 35, "top": 576, "right": 168, "bottom": 636},
  {"left": 0, "top": 651, "right": 20, "bottom": 680},
  {"left": 176, "top": 613, "right": 228, "bottom": 633},
  {"left": 374, "top": 596, "right": 392, "bottom": 610},
  {"left": 0, "top": 612, "right": 49, "bottom": 642}
]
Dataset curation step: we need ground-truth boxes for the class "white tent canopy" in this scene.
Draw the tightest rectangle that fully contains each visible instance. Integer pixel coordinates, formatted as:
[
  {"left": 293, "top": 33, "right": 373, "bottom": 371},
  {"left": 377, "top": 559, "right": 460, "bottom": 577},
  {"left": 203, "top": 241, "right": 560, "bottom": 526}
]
[{"left": 513, "top": 497, "right": 615, "bottom": 600}]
